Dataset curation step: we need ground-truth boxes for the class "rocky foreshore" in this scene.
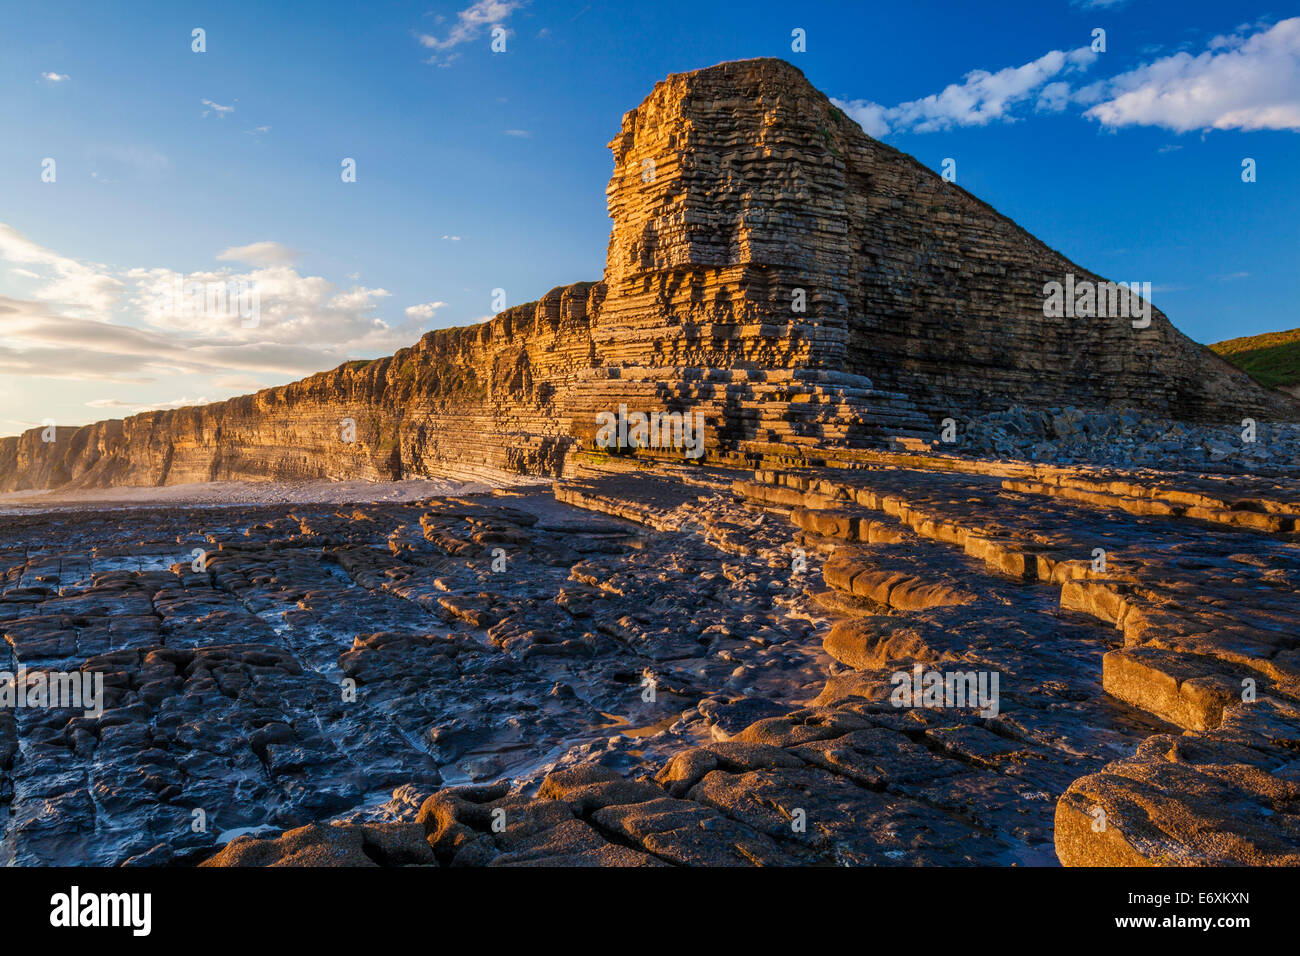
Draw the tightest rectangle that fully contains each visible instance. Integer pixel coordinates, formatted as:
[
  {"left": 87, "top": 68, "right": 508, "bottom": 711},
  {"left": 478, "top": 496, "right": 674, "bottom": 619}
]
[
  {"left": 947, "top": 406, "right": 1300, "bottom": 475},
  {"left": 3, "top": 440, "right": 1297, "bottom": 867}
]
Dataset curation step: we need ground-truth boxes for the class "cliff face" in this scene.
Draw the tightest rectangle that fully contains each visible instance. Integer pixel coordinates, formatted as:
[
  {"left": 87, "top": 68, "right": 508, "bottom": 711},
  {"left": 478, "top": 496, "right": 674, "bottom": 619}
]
[
  {"left": 0, "top": 284, "right": 600, "bottom": 491},
  {"left": 3, "top": 58, "right": 1295, "bottom": 492},
  {"left": 600, "top": 59, "right": 1296, "bottom": 422}
]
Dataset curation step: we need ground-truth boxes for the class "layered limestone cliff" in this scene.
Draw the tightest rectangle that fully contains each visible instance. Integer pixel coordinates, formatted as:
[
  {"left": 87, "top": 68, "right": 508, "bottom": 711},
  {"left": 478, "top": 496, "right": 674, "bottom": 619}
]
[
  {"left": 0, "top": 284, "right": 598, "bottom": 491},
  {"left": 2, "top": 58, "right": 1295, "bottom": 492},
  {"left": 598, "top": 59, "right": 1296, "bottom": 421}
]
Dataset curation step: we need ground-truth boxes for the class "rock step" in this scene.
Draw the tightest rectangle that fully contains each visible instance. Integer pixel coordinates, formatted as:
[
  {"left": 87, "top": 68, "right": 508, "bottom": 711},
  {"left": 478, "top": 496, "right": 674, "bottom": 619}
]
[
  {"left": 1004, "top": 478, "right": 1299, "bottom": 533},
  {"left": 737, "top": 466, "right": 1300, "bottom": 733},
  {"left": 1055, "top": 698, "right": 1300, "bottom": 865},
  {"left": 736, "top": 459, "right": 1300, "bottom": 867}
]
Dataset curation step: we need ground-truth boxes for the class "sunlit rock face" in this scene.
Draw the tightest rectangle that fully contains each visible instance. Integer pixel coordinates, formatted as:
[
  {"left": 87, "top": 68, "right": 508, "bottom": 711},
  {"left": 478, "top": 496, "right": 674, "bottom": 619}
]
[
  {"left": 3, "top": 60, "right": 1298, "bottom": 872},
  {"left": 599, "top": 58, "right": 1297, "bottom": 422},
  {"left": 3, "top": 58, "right": 1296, "bottom": 494}
]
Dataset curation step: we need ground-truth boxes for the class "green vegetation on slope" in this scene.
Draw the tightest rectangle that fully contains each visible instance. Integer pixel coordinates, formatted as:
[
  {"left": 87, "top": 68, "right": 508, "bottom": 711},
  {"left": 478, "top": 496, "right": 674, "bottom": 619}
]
[{"left": 1210, "top": 328, "right": 1300, "bottom": 390}]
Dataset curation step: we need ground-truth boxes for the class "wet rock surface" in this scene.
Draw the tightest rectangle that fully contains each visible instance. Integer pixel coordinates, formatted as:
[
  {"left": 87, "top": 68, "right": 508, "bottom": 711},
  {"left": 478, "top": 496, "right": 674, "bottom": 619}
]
[
  {"left": 3, "top": 449, "right": 1297, "bottom": 867},
  {"left": 0, "top": 484, "right": 828, "bottom": 865}
]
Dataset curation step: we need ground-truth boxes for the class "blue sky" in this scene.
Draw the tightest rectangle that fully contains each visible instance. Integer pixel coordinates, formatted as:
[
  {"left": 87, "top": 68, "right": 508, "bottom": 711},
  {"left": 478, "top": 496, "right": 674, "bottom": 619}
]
[{"left": 2, "top": 0, "right": 1298, "bottom": 430}]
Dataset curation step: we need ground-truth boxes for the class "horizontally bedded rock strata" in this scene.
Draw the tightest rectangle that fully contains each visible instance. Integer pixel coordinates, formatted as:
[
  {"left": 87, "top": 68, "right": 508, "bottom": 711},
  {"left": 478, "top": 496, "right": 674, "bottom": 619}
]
[{"left": 4, "top": 58, "right": 1295, "bottom": 495}]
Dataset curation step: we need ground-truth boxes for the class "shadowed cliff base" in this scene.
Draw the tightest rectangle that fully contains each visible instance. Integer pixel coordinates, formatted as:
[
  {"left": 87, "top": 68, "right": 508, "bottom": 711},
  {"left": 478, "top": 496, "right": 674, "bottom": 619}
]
[{"left": 3, "top": 58, "right": 1297, "bottom": 495}]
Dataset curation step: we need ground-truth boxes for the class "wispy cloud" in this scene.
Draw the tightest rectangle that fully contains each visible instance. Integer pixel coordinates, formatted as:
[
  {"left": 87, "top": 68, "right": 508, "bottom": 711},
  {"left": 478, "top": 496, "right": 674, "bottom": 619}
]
[
  {"left": 835, "top": 19, "right": 1300, "bottom": 139},
  {"left": 0, "top": 222, "right": 123, "bottom": 314},
  {"left": 87, "top": 395, "right": 210, "bottom": 412},
  {"left": 0, "top": 223, "right": 434, "bottom": 391},
  {"left": 40, "top": 72, "right": 69, "bottom": 83},
  {"left": 405, "top": 301, "right": 448, "bottom": 320},
  {"left": 417, "top": 1, "right": 526, "bottom": 65},
  {"left": 201, "top": 98, "right": 235, "bottom": 118},
  {"left": 217, "top": 241, "right": 299, "bottom": 267},
  {"left": 0, "top": 297, "right": 336, "bottom": 382}
]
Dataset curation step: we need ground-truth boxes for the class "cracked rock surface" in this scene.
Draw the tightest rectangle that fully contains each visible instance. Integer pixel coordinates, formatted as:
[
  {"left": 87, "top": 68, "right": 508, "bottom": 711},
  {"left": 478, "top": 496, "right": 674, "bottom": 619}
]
[{"left": 3, "top": 448, "right": 1297, "bottom": 866}]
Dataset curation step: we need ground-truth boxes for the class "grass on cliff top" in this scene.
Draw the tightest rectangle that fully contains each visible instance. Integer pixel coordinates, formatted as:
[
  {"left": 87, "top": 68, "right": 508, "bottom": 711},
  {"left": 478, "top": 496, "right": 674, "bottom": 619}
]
[{"left": 1210, "top": 328, "right": 1300, "bottom": 389}]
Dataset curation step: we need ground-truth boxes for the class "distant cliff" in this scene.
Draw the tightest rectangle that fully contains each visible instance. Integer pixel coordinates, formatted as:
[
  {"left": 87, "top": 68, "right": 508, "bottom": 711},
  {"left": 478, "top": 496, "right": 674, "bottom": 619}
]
[
  {"left": 1, "top": 284, "right": 598, "bottom": 491},
  {"left": 3, "top": 58, "right": 1295, "bottom": 492}
]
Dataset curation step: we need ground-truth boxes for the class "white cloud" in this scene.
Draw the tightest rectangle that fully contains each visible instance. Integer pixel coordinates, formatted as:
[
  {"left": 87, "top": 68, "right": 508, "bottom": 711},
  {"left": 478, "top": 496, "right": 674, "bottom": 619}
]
[
  {"left": 833, "top": 46, "right": 1097, "bottom": 136},
  {"left": 125, "top": 264, "right": 401, "bottom": 349},
  {"left": 1036, "top": 81, "right": 1072, "bottom": 113},
  {"left": 441, "top": 235, "right": 461, "bottom": 241},
  {"left": 503, "top": 129, "right": 531, "bottom": 137},
  {"left": 201, "top": 98, "right": 235, "bottom": 118},
  {"left": 217, "top": 241, "right": 299, "bottom": 267},
  {"left": 405, "top": 301, "right": 448, "bottom": 320},
  {"left": 833, "top": 22, "right": 1300, "bottom": 138},
  {"left": 1084, "top": 18, "right": 1300, "bottom": 132},
  {"left": 418, "top": 1, "right": 526, "bottom": 64},
  {"left": 0, "top": 223, "right": 433, "bottom": 394},
  {"left": 0, "top": 294, "right": 379, "bottom": 383},
  {"left": 87, "top": 395, "right": 210, "bottom": 412},
  {"left": 0, "top": 222, "right": 123, "bottom": 314},
  {"left": 41, "top": 72, "right": 69, "bottom": 82}
]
